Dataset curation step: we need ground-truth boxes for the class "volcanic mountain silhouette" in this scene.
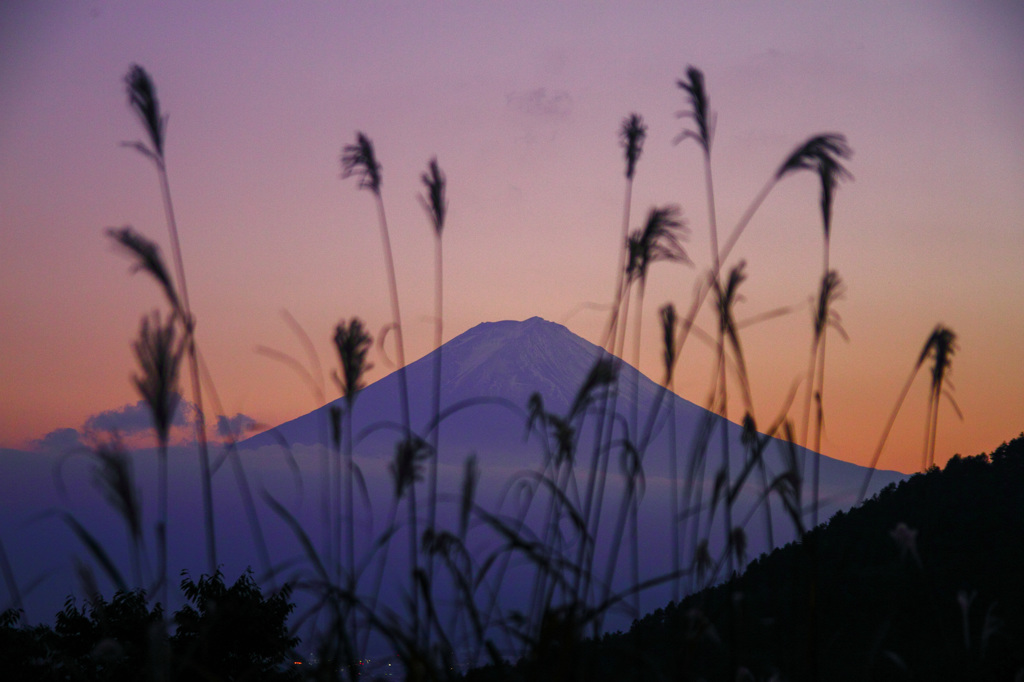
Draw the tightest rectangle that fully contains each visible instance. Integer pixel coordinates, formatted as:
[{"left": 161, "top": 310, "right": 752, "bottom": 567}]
[
  {"left": 1, "top": 317, "right": 904, "bottom": 635},
  {"left": 242, "top": 316, "right": 895, "bottom": 504},
  {"left": 234, "top": 316, "right": 905, "bottom": 641}
]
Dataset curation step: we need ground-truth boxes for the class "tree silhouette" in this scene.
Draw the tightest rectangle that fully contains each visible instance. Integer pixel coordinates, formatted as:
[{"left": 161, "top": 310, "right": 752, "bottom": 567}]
[{"left": 172, "top": 570, "right": 298, "bottom": 681}]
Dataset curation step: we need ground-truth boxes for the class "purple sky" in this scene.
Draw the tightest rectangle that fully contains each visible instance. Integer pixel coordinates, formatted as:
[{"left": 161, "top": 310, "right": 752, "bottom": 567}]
[{"left": 1, "top": 1, "right": 1023, "bottom": 473}]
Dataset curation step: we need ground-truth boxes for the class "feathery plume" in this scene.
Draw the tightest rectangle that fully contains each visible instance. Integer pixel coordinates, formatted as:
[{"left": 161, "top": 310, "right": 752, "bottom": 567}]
[
  {"left": 341, "top": 132, "right": 383, "bottom": 195},
  {"left": 333, "top": 318, "right": 373, "bottom": 409},
  {"left": 132, "top": 311, "right": 183, "bottom": 446},
  {"left": 107, "top": 227, "right": 181, "bottom": 315},
  {"left": 124, "top": 64, "right": 166, "bottom": 160},
  {"left": 675, "top": 66, "right": 714, "bottom": 153},
  {"left": 626, "top": 205, "right": 690, "bottom": 285},
  {"left": 419, "top": 157, "right": 447, "bottom": 237},
  {"left": 620, "top": 114, "right": 647, "bottom": 180},
  {"left": 777, "top": 134, "right": 853, "bottom": 242}
]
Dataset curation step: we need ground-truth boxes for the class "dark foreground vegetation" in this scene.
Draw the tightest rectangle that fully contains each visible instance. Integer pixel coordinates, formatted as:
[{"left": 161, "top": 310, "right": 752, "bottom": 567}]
[
  {"left": 464, "top": 435, "right": 1024, "bottom": 681},
  {"left": 1, "top": 570, "right": 298, "bottom": 681},
  {"left": 2, "top": 435, "right": 1020, "bottom": 680}
]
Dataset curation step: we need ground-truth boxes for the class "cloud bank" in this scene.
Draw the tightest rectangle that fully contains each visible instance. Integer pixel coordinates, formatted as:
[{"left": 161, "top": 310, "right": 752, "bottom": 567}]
[{"left": 29, "top": 397, "right": 258, "bottom": 452}]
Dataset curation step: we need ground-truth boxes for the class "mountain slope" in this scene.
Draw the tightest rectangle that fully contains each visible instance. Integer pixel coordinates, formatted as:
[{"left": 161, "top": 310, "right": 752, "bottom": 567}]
[{"left": 241, "top": 317, "right": 901, "bottom": 512}]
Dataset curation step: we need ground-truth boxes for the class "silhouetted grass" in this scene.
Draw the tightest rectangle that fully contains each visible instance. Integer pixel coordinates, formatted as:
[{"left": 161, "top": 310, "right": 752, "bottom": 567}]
[
  {"left": 1, "top": 62, "right": 994, "bottom": 682},
  {"left": 420, "top": 157, "right": 448, "bottom": 622},
  {"left": 122, "top": 65, "right": 217, "bottom": 576},
  {"left": 131, "top": 311, "right": 183, "bottom": 609}
]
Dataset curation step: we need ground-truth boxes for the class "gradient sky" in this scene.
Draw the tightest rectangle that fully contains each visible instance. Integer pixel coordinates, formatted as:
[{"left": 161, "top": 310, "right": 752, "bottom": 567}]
[{"left": 2, "top": 1, "right": 1022, "bottom": 474}]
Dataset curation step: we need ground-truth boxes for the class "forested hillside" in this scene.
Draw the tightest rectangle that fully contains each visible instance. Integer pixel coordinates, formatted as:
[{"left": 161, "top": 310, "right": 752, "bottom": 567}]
[{"left": 466, "top": 435, "right": 1024, "bottom": 681}]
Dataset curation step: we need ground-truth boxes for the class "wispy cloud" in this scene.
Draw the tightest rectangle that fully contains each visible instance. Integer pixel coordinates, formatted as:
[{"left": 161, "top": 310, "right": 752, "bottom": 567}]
[
  {"left": 506, "top": 87, "right": 574, "bottom": 146},
  {"left": 83, "top": 396, "right": 191, "bottom": 435},
  {"left": 506, "top": 87, "right": 572, "bottom": 119},
  {"left": 29, "top": 400, "right": 259, "bottom": 452},
  {"left": 216, "top": 413, "right": 258, "bottom": 439},
  {"left": 30, "top": 427, "right": 84, "bottom": 454}
]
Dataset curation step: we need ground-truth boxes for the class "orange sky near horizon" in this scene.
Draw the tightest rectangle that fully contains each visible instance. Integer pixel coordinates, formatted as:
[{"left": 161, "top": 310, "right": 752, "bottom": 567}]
[{"left": 2, "top": 2, "right": 1022, "bottom": 475}]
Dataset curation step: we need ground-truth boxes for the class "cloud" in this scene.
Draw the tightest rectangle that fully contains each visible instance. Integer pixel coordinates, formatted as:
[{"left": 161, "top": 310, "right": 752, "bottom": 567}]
[
  {"left": 27, "top": 398, "right": 248, "bottom": 454},
  {"left": 83, "top": 396, "right": 193, "bottom": 435},
  {"left": 216, "top": 413, "right": 258, "bottom": 439},
  {"left": 31, "top": 427, "right": 84, "bottom": 454},
  {"left": 506, "top": 87, "right": 572, "bottom": 120}
]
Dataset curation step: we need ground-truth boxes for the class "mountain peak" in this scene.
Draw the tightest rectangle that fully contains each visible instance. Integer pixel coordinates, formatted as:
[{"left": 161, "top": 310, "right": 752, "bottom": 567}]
[
  {"left": 458, "top": 316, "right": 569, "bottom": 340},
  {"left": 439, "top": 318, "right": 601, "bottom": 410}
]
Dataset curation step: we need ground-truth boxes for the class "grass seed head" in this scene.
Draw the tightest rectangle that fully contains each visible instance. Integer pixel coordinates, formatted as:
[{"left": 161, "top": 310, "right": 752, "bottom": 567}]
[
  {"left": 341, "top": 132, "right": 382, "bottom": 195},
  {"left": 125, "top": 64, "right": 166, "bottom": 160},
  {"left": 620, "top": 113, "right": 647, "bottom": 180},
  {"left": 419, "top": 157, "right": 447, "bottom": 237}
]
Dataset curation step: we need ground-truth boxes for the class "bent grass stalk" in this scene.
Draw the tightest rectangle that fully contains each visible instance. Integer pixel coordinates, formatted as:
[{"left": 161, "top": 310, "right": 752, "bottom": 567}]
[
  {"left": 124, "top": 65, "right": 216, "bottom": 575},
  {"left": 858, "top": 324, "right": 960, "bottom": 501}
]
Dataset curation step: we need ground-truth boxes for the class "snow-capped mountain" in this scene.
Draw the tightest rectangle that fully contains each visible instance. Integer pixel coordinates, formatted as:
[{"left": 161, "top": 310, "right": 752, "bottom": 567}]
[
  {"left": 241, "top": 316, "right": 896, "bottom": 504},
  {"left": 242, "top": 316, "right": 606, "bottom": 453},
  {"left": 1, "top": 317, "right": 904, "bottom": 639}
]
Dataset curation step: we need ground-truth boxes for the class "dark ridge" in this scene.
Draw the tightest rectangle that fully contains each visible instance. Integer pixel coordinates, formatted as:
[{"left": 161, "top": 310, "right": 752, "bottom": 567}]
[{"left": 463, "top": 434, "right": 1024, "bottom": 682}]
